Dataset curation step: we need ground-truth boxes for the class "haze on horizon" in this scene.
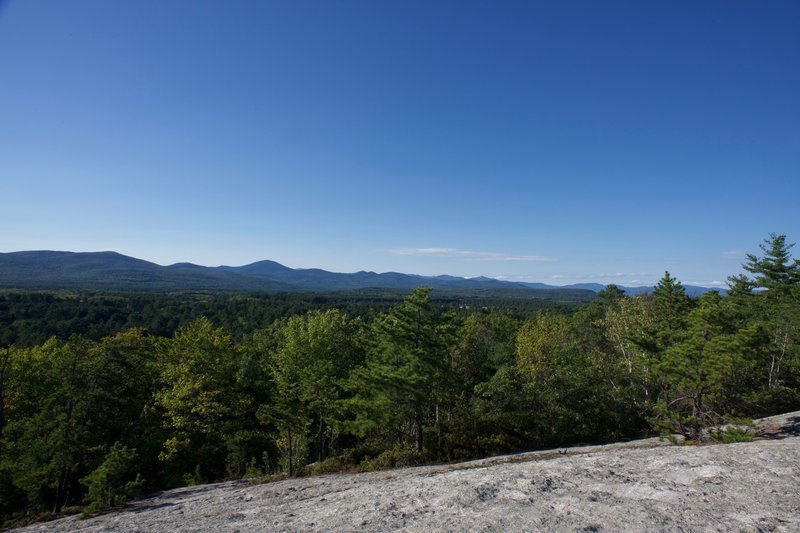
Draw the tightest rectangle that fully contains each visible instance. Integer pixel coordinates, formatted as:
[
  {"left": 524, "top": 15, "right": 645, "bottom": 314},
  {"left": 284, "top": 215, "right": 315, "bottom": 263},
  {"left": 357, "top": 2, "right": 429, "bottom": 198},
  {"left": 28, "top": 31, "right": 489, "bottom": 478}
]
[{"left": 1, "top": 1, "right": 798, "bottom": 287}]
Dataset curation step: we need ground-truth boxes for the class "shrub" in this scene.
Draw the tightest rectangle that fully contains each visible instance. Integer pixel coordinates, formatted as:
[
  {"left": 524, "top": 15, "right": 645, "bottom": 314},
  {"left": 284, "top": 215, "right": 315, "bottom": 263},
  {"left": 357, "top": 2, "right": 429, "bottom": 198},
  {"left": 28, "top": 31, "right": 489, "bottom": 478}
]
[
  {"left": 709, "top": 416, "right": 755, "bottom": 443},
  {"left": 308, "top": 455, "right": 355, "bottom": 475},
  {"left": 80, "top": 443, "right": 144, "bottom": 516},
  {"left": 358, "top": 444, "right": 419, "bottom": 472}
]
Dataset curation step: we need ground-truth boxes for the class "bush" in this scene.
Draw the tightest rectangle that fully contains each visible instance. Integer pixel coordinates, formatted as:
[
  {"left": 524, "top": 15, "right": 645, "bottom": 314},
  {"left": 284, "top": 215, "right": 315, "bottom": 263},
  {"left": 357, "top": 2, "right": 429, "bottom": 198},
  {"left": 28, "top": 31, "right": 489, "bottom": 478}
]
[
  {"left": 224, "top": 431, "right": 272, "bottom": 479},
  {"left": 308, "top": 455, "right": 352, "bottom": 475},
  {"left": 709, "top": 427, "right": 754, "bottom": 443},
  {"left": 709, "top": 416, "right": 755, "bottom": 443},
  {"left": 358, "top": 444, "right": 419, "bottom": 472},
  {"left": 80, "top": 443, "right": 144, "bottom": 516}
]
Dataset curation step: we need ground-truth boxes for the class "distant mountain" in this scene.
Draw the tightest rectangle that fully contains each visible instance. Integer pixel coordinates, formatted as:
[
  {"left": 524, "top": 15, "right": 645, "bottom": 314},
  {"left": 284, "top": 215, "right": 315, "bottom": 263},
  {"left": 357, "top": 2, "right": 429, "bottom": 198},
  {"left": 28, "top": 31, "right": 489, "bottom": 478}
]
[
  {"left": 0, "top": 250, "right": 721, "bottom": 297},
  {"left": 0, "top": 251, "right": 585, "bottom": 296},
  {"left": 521, "top": 281, "right": 721, "bottom": 296},
  {"left": 562, "top": 283, "right": 607, "bottom": 292},
  {"left": 0, "top": 251, "right": 292, "bottom": 292}
]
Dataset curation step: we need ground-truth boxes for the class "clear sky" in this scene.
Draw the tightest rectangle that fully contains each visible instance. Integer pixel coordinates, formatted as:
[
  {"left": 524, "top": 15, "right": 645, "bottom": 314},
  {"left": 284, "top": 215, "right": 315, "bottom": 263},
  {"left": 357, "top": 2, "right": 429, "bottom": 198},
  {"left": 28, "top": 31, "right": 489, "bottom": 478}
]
[{"left": 1, "top": 1, "right": 798, "bottom": 287}]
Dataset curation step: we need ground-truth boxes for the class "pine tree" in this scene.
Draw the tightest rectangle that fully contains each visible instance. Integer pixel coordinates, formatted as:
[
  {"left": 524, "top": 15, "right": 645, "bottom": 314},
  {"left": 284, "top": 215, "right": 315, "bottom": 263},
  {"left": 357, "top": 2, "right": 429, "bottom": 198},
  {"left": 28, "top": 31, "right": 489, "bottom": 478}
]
[
  {"left": 652, "top": 271, "right": 691, "bottom": 349},
  {"left": 741, "top": 234, "right": 800, "bottom": 392},
  {"left": 654, "top": 292, "right": 754, "bottom": 440},
  {"left": 345, "top": 287, "right": 447, "bottom": 455},
  {"left": 80, "top": 443, "right": 143, "bottom": 515},
  {"left": 743, "top": 233, "right": 800, "bottom": 295}
]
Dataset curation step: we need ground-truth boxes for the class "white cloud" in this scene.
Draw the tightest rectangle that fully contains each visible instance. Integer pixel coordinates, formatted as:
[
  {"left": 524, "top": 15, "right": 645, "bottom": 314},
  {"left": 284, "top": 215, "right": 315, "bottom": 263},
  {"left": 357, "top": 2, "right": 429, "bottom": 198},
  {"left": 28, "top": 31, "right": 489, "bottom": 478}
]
[
  {"left": 385, "top": 247, "right": 558, "bottom": 262},
  {"left": 687, "top": 280, "right": 725, "bottom": 286},
  {"left": 571, "top": 273, "right": 628, "bottom": 279},
  {"left": 494, "top": 274, "right": 540, "bottom": 281},
  {"left": 721, "top": 251, "right": 745, "bottom": 261}
]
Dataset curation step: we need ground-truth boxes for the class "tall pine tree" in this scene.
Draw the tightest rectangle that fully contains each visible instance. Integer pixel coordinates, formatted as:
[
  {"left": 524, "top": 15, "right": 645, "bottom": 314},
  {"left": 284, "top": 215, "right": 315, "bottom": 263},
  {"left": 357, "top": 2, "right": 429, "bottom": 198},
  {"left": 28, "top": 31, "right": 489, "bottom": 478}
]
[{"left": 345, "top": 287, "right": 447, "bottom": 455}]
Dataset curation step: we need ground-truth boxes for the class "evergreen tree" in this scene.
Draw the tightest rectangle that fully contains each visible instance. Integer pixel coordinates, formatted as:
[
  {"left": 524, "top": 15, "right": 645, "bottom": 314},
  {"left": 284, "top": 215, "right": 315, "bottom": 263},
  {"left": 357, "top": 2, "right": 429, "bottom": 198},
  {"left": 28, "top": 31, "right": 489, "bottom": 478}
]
[
  {"left": 726, "top": 273, "right": 755, "bottom": 300},
  {"left": 654, "top": 292, "right": 755, "bottom": 440},
  {"left": 345, "top": 287, "right": 448, "bottom": 455},
  {"left": 1, "top": 338, "right": 105, "bottom": 513},
  {"left": 80, "top": 443, "right": 144, "bottom": 515},
  {"left": 743, "top": 233, "right": 800, "bottom": 295},
  {"left": 449, "top": 312, "right": 518, "bottom": 402},
  {"left": 652, "top": 271, "right": 691, "bottom": 349},
  {"left": 598, "top": 284, "right": 626, "bottom": 302},
  {"left": 740, "top": 234, "right": 800, "bottom": 396}
]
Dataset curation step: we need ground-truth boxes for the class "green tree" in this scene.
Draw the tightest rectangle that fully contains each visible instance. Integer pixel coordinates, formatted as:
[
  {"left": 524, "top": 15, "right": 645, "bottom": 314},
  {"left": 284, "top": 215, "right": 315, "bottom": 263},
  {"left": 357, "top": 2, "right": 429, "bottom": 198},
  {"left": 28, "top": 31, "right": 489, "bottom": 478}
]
[
  {"left": 0, "top": 330, "right": 162, "bottom": 519},
  {"left": 262, "top": 309, "right": 363, "bottom": 475},
  {"left": 439, "top": 312, "right": 519, "bottom": 459},
  {"left": 155, "top": 318, "right": 255, "bottom": 483},
  {"left": 0, "top": 347, "right": 9, "bottom": 440},
  {"left": 599, "top": 295, "right": 659, "bottom": 414},
  {"left": 740, "top": 234, "right": 800, "bottom": 397},
  {"left": 80, "top": 443, "right": 143, "bottom": 515},
  {"left": 743, "top": 233, "right": 800, "bottom": 295},
  {"left": 0, "top": 338, "right": 100, "bottom": 513},
  {"left": 515, "top": 313, "right": 570, "bottom": 382},
  {"left": 345, "top": 287, "right": 449, "bottom": 455},
  {"left": 83, "top": 330, "right": 161, "bottom": 469},
  {"left": 652, "top": 271, "right": 691, "bottom": 349},
  {"left": 654, "top": 292, "right": 755, "bottom": 440},
  {"left": 449, "top": 312, "right": 518, "bottom": 402}
]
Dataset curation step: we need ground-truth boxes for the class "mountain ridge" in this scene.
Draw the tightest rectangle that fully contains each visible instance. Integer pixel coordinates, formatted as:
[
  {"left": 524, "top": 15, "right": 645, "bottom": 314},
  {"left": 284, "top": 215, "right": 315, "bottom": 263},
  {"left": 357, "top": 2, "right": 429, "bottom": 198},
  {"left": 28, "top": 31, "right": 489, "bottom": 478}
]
[{"left": 0, "top": 250, "right": 721, "bottom": 296}]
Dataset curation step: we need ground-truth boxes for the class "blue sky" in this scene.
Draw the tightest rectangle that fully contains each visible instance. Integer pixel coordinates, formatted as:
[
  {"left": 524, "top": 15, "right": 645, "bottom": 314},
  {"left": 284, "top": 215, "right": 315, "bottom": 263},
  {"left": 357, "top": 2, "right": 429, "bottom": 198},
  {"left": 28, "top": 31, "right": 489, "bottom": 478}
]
[{"left": 1, "top": 1, "right": 798, "bottom": 287}]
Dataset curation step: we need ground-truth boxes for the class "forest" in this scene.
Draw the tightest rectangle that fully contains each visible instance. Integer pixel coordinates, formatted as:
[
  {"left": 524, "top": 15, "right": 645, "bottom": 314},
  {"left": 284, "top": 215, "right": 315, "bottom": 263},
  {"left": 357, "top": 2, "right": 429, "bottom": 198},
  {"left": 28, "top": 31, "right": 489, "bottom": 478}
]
[
  {"left": 0, "top": 234, "right": 798, "bottom": 526},
  {"left": 0, "top": 287, "right": 588, "bottom": 348}
]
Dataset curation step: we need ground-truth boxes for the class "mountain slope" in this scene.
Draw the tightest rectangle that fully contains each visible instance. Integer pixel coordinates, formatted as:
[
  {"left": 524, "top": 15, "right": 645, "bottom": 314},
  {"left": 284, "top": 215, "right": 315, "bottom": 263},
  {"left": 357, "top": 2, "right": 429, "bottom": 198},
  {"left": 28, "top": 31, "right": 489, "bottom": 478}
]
[{"left": 0, "top": 251, "right": 292, "bottom": 291}]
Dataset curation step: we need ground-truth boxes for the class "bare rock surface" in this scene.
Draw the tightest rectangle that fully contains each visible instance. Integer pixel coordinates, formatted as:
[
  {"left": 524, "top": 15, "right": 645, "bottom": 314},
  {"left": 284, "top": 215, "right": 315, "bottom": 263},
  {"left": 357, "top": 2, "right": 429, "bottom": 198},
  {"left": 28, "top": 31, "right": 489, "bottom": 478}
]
[{"left": 19, "top": 411, "right": 800, "bottom": 532}]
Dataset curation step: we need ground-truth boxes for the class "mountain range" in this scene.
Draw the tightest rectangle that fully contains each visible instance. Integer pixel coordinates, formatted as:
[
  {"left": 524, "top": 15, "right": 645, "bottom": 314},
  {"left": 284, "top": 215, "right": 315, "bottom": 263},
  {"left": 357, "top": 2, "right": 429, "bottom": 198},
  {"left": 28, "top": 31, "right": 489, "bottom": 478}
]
[{"left": 0, "top": 251, "right": 719, "bottom": 296}]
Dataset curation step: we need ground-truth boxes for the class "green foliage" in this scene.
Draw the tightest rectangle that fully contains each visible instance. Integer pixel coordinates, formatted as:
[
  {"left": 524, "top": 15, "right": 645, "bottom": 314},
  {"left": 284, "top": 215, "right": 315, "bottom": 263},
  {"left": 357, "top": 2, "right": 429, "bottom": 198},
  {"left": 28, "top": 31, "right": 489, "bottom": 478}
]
[
  {"left": 598, "top": 295, "right": 659, "bottom": 411},
  {"left": 708, "top": 417, "right": 755, "bottom": 443},
  {"left": 736, "top": 235, "right": 800, "bottom": 410},
  {"left": 80, "top": 443, "right": 143, "bottom": 516},
  {"left": 654, "top": 293, "right": 756, "bottom": 439},
  {"left": 274, "top": 428, "right": 309, "bottom": 477},
  {"left": 156, "top": 317, "right": 263, "bottom": 484},
  {"left": 448, "top": 312, "right": 519, "bottom": 406},
  {"left": 709, "top": 427, "right": 754, "bottom": 443},
  {"left": 743, "top": 233, "right": 800, "bottom": 294},
  {"left": 515, "top": 313, "right": 570, "bottom": 381},
  {"left": 344, "top": 287, "right": 453, "bottom": 455},
  {"left": 652, "top": 271, "right": 691, "bottom": 349},
  {"left": 357, "top": 444, "right": 420, "bottom": 472},
  {"left": 0, "top": 289, "right": 586, "bottom": 348},
  {"left": 307, "top": 454, "right": 352, "bottom": 475},
  {"left": 260, "top": 309, "right": 364, "bottom": 475},
  {"left": 223, "top": 430, "right": 272, "bottom": 480}
]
